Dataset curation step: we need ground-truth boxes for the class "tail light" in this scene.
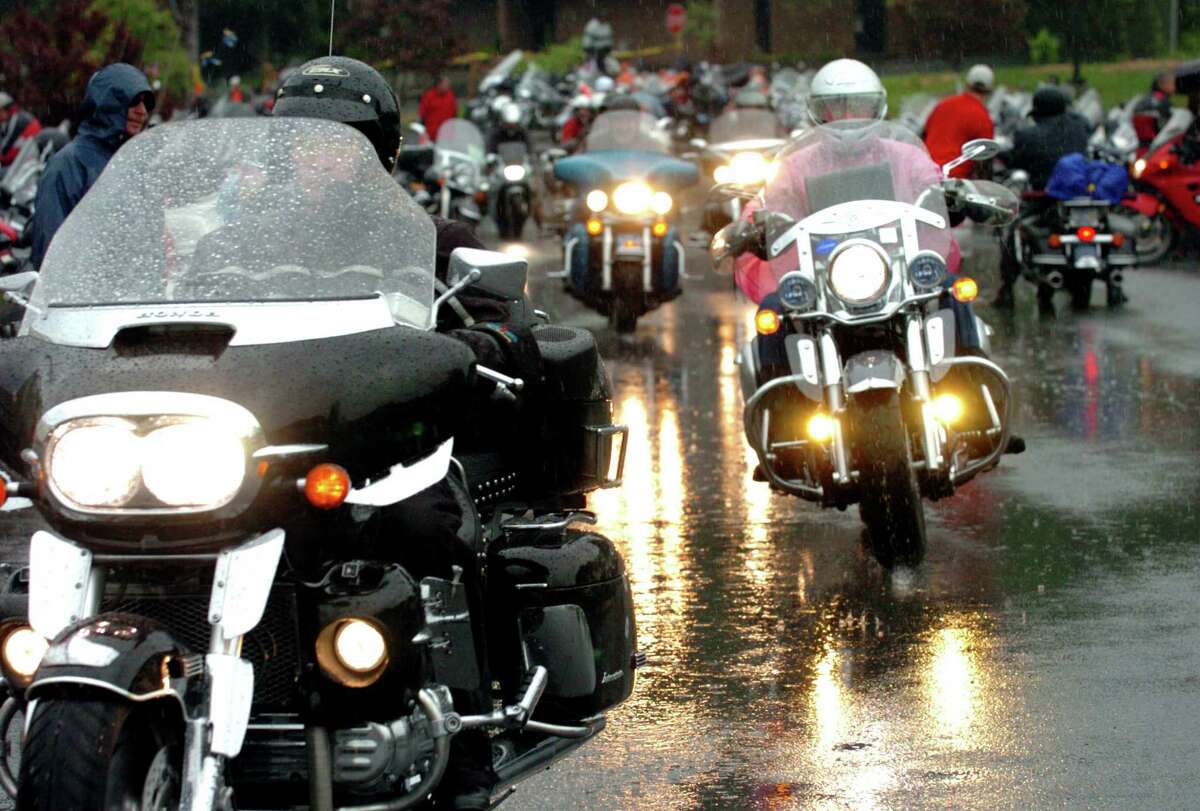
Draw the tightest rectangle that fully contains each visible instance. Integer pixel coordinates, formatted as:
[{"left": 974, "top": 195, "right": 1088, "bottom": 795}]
[
  {"left": 1076, "top": 226, "right": 1096, "bottom": 242},
  {"left": 1048, "top": 234, "right": 1062, "bottom": 248},
  {"left": 1112, "top": 232, "right": 1125, "bottom": 247}
]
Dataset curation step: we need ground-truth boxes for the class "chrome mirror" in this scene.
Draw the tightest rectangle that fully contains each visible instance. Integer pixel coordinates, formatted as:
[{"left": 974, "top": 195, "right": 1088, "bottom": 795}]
[{"left": 448, "top": 247, "right": 528, "bottom": 301}]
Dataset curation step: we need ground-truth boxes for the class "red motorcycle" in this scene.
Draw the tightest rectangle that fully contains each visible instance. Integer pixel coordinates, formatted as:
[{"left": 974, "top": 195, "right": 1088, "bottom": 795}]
[{"left": 1124, "top": 129, "right": 1200, "bottom": 263}]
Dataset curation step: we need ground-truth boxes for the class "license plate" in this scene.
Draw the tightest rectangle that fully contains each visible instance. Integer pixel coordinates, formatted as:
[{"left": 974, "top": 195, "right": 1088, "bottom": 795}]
[{"left": 614, "top": 235, "right": 644, "bottom": 256}]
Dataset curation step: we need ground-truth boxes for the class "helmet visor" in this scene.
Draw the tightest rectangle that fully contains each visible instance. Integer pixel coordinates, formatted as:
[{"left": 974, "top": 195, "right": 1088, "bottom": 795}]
[{"left": 810, "top": 92, "right": 886, "bottom": 125}]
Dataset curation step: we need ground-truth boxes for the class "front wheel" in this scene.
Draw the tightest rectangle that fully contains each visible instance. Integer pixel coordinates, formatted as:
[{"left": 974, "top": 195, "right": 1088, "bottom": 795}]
[
  {"left": 852, "top": 392, "right": 927, "bottom": 569},
  {"left": 19, "top": 693, "right": 181, "bottom": 811},
  {"left": 609, "top": 296, "right": 638, "bottom": 333},
  {"left": 1135, "top": 212, "right": 1176, "bottom": 265},
  {"left": 1068, "top": 276, "right": 1092, "bottom": 311}
]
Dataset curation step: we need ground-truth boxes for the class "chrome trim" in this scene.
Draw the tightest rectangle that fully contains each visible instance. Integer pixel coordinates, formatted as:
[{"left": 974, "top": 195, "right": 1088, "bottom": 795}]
[
  {"left": 942, "top": 356, "right": 1013, "bottom": 484},
  {"left": 551, "top": 238, "right": 577, "bottom": 279},
  {"left": 742, "top": 374, "right": 825, "bottom": 499},
  {"left": 252, "top": 443, "right": 329, "bottom": 460},
  {"left": 601, "top": 225, "right": 613, "bottom": 291},
  {"left": 26, "top": 676, "right": 185, "bottom": 714}
]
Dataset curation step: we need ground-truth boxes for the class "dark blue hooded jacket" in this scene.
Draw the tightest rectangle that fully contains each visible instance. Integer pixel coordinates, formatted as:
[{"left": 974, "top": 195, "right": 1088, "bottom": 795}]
[{"left": 28, "top": 63, "right": 153, "bottom": 268}]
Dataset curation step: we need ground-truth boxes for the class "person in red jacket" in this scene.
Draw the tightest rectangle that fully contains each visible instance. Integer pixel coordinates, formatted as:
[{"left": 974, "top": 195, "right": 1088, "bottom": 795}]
[
  {"left": 0, "top": 92, "right": 43, "bottom": 168},
  {"left": 418, "top": 75, "right": 458, "bottom": 140},
  {"left": 923, "top": 64, "right": 995, "bottom": 178}
]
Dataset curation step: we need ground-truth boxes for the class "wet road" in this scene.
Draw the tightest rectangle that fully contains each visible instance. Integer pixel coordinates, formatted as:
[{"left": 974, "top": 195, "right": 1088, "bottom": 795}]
[
  {"left": 491, "top": 214, "right": 1200, "bottom": 809},
  {"left": 2, "top": 210, "right": 1199, "bottom": 810}
]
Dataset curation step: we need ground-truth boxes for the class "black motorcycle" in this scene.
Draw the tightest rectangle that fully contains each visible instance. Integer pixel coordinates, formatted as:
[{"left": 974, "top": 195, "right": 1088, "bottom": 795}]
[
  {"left": 0, "top": 117, "right": 636, "bottom": 810},
  {"left": 490, "top": 140, "right": 534, "bottom": 240}
]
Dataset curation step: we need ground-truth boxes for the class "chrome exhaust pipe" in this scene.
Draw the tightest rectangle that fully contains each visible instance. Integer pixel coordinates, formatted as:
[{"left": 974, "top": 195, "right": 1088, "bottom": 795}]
[{"left": 1044, "top": 270, "right": 1064, "bottom": 289}]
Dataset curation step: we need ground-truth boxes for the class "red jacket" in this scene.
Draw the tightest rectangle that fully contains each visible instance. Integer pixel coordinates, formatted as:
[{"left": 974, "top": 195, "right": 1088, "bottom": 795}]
[
  {"left": 1, "top": 109, "right": 42, "bottom": 167},
  {"left": 418, "top": 87, "right": 458, "bottom": 140},
  {"left": 923, "top": 92, "right": 994, "bottom": 179}
]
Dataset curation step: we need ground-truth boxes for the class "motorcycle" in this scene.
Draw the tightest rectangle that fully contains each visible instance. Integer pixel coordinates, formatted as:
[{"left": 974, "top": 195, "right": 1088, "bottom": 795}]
[
  {"left": 0, "top": 127, "right": 68, "bottom": 244},
  {"left": 690, "top": 108, "right": 787, "bottom": 235},
  {"left": 712, "top": 132, "right": 1020, "bottom": 568},
  {"left": 553, "top": 110, "right": 699, "bottom": 332},
  {"left": 0, "top": 117, "right": 637, "bottom": 810},
  {"left": 430, "top": 119, "right": 489, "bottom": 228},
  {"left": 489, "top": 140, "right": 534, "bottom": 239},
  {"left": 1124, "top": 123, "right": 1200, "bottom": 263}
]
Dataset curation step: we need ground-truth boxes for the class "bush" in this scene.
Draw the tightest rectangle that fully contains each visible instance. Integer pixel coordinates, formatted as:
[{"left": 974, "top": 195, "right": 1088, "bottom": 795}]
[
  {"left": 684, "top": 0, "right": 717, "bottom": 56},
  {"left": 531, "top": 36, "right": 584, "bottom": 77},
  {"left": 1029, "top": 27, "right": 1061, "bottom": 64}
]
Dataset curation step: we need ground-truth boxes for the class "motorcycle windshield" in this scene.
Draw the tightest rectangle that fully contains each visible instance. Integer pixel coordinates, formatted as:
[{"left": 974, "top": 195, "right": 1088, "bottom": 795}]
[
  {"left": 34, "top": 118, "right": 436, "bottom": 328},
  {"left": 586, "top": 111, "right": 670, "bottom": 153},
  {"left": 709, "top": 110, "right": 785, "bottom": 145},
  {"left": 754, "top": 121, "right": 953, "bottom": 305},
  {"left": 436, "top": 119, "right": 486, "bottom": 163}
]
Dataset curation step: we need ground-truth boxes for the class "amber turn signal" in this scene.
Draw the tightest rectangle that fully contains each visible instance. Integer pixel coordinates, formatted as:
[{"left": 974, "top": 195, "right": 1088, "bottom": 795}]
[
  {"left": 951, "top": 277, "right": 979, "bottom": 303},
  {"left": 1112, "top": 232, "right": 1125, "bottom": 247},
  {"left": 1048, "top": 233, "right": 1062, "bottom": 248},
  {"left": 304, "top": 463, "right": 351, "bottom": 510},
  {"left": 652, "top": 221, "right": 668, "bottom": 238},
  {"left": 755, "top": 308, "right": 782, "bottom": 335},
  {"left": 586, "top": 218, "right": 604, "bottom": 236}
]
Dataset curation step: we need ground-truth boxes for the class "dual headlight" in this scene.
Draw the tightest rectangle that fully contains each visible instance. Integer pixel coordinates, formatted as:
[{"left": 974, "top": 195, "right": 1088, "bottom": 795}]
[
  {"left": 46, "top": 417, "right": 248, "bottom": 511},
  {"left": 827, "top": 240, "right": 891, "bottom": 304},
  {"left": 714, "top": 151, "right": 770, "bottom": 186},
  {"left": 587, "top": 182, "right": 672, "bottom": 216}
]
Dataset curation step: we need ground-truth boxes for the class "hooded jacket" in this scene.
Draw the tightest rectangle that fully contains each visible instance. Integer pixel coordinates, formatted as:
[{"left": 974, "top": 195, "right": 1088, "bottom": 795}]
[
  {"left": 1010, "top": 88, "right": 1092, "bottom": 190},
  {"left": 28, "top": 63, "right": 152, "bottom": 268}
]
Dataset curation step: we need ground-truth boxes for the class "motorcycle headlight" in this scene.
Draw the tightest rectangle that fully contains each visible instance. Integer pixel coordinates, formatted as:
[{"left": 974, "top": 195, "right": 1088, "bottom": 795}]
[
  {"left": 613, "top": 181, "right": 653, "bottom": 214},
  {"left": 651, "top": 191, "right": 673, "bottom": 215},
  {"left": 47, "top": 420, "right": 142, "bottom": 508},
  {"left": 586, "top": 189, "right": 609, "bottom": 212},
  {"left": 1, "top": 626, "right": 47, "bottom": 681},
  {"left": 141, "top": 421, "right": 247, "bottom": 507},
  {"left": 729, "top": 151, "right": 769, "bottom": 184},
  {"left": 827, "top": 240, "right": 890, "bottom": 304},
  {"left": 714, "top": 164, "right": 736, "bottom": 184},
  {"left": 503, "top": 164, "right": 526, "bottom": 182},
  {"left": 1132, "top": 158, "right": 1146, "bottom": 179}
]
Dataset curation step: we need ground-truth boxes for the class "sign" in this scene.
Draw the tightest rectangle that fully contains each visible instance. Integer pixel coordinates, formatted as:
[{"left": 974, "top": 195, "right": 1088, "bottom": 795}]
[{"left": 666, "top": 3, "right": 687, "bottom": 35}]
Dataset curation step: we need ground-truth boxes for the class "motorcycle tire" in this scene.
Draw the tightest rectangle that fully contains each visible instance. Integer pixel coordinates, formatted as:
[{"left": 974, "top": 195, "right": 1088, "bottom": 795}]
[
  {"left": 1068, "top": 278, "right": 1092, "bottom": 311},
  {"left": 852, "top": 391, "right": 927, "bottom": 569},
  {"left": 1135, "top": 214, "right": 1176, "bottom": 266},
  {"left": 19, "top": 693, "right": 181, "bottom": 811},
  {"left": 1106, "top": 281, "right": 1125, "bottom": 308},
  {"left": 609, "top": 297, "right": 638, "bottom": 333}
]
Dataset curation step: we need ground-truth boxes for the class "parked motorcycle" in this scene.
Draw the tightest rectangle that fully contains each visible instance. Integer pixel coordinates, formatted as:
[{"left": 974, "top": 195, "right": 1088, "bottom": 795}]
[
  {"left": 0, "top": 128, "right": 68, "bottom": 243},
  {"left": 1124, "top": 124, "right": 1200, "bottom": 263},
  {"left": 0, "top": 117, "right": 637, "bottom": 810},
  {"left": 554, "top": 111, "right": 699, "bottom": 332},
  {"left": 691, "top": 108, "right": 787, "bottom": 235},
  {"left": 712, "top": 132, "right": 1019, "bottom": 568},
  {"left": 431, "top": 118, "right": 488, "bottom": 228}
]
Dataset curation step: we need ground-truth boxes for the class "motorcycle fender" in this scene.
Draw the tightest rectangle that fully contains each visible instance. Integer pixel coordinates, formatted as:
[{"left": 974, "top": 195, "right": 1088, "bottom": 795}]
[
  {"left": 926, "top": 309, "right": 956, "bottom": 383},
  {"left": 783, "top": 335, "right": 823, "bottom": 402},
  {"left": 28, "top": 613, "right": 190, "bottom": 711},
  {"left": 844, "top": 351, "right": 905, "bottom": 395},
  {"left": 1122, "top": 192, "right": 1161, "bottom": 218}
]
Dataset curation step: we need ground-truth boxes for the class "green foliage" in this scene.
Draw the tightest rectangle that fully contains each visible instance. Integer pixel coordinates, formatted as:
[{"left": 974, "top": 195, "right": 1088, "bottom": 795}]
[
  {"left": 531, "top": 36, "right": 584, "bottom": 77},
  {"left": 1027, "top": 0, "right": 1167, "bottom": 61},
  {"left": 899, "top": 0, "right": 1028, "bottom": 65},
  {"left": 683, "top": 0, "right": 717, "bottom": 55},
  {"left": 1028, "top": 27, "right": 1061, "bottom": 65},
  {"left": 90, "top": 0, "right": 189, "bottom": 99}
]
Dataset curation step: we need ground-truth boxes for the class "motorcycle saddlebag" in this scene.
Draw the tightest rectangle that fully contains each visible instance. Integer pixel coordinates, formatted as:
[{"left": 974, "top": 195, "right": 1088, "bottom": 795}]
[
  {"left": 487, "top": 524, "right": 636, "bottom": 722},
  {"left": 526, "top": 324, "right": 625, "bottom": 495}
]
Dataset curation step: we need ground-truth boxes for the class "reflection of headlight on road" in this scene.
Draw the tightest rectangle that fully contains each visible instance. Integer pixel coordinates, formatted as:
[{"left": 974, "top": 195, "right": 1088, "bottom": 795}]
[
  {"left": 141, "top": 421, "right": 246, "bottom": 507},
  {"left": 48, "top": 421, "right": 142, "bottom": 508},
  {"left": 503, "top": 164, "right": 526, "bottom": 182},
  {"left": 828, "top": 241, "right": 890, "bottom": 304},
  {"left": 613, "top": 181, "right": 652, "bottom": 214}
]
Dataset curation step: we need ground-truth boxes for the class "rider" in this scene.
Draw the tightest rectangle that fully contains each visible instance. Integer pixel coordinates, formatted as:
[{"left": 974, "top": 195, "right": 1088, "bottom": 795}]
[
  {"left": 560, "top": 94, "right": 596, "bottom": 153},
  {"left": 1131, "top": 72, "right": 1175, "bottom": 152},
  {"left": 27, "top": 63, "right": 154, "bottom": 269},
  {"left": 923, "top": 64, "right": 995, "bottom": 178},
  {"left": 993, "top": 85, "right": 1091, "bottom": 309},
  {"left": 274, "top": 56, "right": 543, "bottom": 810},
  {"left": 485, "top": 100, "right": 533, "bottom": 155},
  {"left": 0, "top": 92, "right": 42, "bottom": 168}
]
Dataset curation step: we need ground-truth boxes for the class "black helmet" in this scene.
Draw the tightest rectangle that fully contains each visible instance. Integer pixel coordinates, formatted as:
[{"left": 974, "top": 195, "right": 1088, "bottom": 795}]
[
  {"left": 1030, "top": 86, "right": 1068, "bottom": 121},
  {"left": 274, "top": 56, "right": 401, "bottom": 173}
]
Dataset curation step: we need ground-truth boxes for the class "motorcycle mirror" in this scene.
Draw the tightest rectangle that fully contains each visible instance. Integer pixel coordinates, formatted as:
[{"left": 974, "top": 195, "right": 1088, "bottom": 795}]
[
  {"left": 0, "top": 271, "right": 37, "bottom": 293},
  {"left": 448, "top": 247, "right": 528, "bottom": 301},
  {"left": 957, "top": 180, "right": 1021, "bottom": 226},
  {"left": 961, "top": 137, "right": 1003, "bottom": 161}
]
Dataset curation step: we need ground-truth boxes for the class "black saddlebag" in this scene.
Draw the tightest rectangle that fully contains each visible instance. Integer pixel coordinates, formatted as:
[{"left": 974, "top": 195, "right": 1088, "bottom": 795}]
[{"left": 487, "top": 520, "right": 636, "bottom": 722}]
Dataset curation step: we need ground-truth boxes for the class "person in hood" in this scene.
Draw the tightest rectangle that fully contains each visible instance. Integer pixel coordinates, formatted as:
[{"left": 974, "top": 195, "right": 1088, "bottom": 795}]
[
  {"left": 0, "top": 92, "right": 43, "bottom": 168},
  {"left": 27, "top": 63, "right": 154, "bottom": 268}
]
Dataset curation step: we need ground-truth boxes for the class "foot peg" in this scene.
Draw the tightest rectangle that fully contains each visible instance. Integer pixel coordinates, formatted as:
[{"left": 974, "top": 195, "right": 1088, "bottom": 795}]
[{"left": 456, "top": 666, "right": 549, "bottom": 732}]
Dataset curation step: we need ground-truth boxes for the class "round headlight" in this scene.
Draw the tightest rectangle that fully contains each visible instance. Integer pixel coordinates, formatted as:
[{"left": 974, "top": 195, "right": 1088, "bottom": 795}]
[
  {"left": 729, "top": 151, "right": 768, "bottom": 184},
  {"left": 334, "top": 619, "right": 388, "bottom": 673},
  {"left": 908, "top": 251, "right": 948, "bottom": 289},
  {"left": 651, "top": 191, "right": 673, "bottom": 215},
  {"left": 1131, "top": 158, "right": 1146, "bottom": 179},
  {"left": 586, "top": 189, "right": 608, "bottom": 212},
  {"left": 777, "top": 272, "right": 818, "bottom": 311},
  {"left": 828, "top": 241, "right": 890, "bottom": 304},
  {"left": 613, "top": 181, "right": 652, "bottom": 214},
  {"left": 503, "top": 164, "right": 526, "bottom": 182},
  {"left": 48, "top": 422, "right": 141, "bottom": 508},
  {"left": 141, "top": 421, "right": 246, "bottom": 507},
  {"left": 3, "top": 626, "right": 47, "bottom": 679},
  {"left": 713, "top": 164, "right": 735, "bottom": 184}
]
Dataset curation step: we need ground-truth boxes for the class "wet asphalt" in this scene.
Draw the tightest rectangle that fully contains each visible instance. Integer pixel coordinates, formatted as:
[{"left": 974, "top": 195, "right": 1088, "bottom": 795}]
[
  {"left": 493, "top": 211, "right": 1200, "bottom": 809},
  {"left": 2, "top": 206, "right": 1199, "bottom": 810}
]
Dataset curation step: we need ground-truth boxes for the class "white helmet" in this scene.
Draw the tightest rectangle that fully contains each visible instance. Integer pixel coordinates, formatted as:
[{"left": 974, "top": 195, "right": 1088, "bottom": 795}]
[
  {"left": 807, "top": 58, "right": 887, "bottom": 127},
  {"left": 500, "top": 100, "right": 522, "bottom": 126},
  {"left": 966, "top": 64, "right": 995, "bottom": 93}
]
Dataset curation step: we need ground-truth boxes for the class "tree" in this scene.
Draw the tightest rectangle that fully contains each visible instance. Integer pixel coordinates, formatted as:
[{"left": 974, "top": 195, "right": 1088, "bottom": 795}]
[
  {"left": 0, "top": 0, "right": 142, "bottom": 124},
  {"left": 898, "top": 0, "right": 1028, "bottom": 67},
  {"left": 335, "top": 0, "right": 461, "bottom": 72},
  {"left": 91, "top": 0, "right": 191, "bottom": 100}
]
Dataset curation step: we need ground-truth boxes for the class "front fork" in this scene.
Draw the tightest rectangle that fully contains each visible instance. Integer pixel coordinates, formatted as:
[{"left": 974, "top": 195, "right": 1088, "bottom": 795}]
[{"left": 27, "top": 529, "right": 285, "bottom": 811}]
